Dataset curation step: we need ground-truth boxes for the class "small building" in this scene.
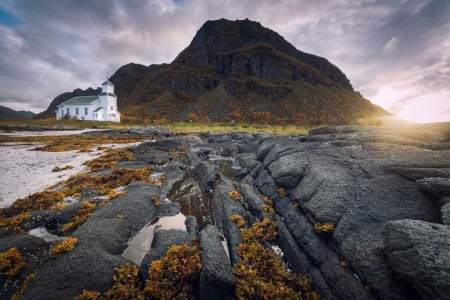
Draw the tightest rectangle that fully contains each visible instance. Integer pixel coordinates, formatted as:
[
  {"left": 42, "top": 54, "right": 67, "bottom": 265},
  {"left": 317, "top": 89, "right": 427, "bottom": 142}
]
[{"left": 56, "top": 79, "right": 120, "bottom": 122}]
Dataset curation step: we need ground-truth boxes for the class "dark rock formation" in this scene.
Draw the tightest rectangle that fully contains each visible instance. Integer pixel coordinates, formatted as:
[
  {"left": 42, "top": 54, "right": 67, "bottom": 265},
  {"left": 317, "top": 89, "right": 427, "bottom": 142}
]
[
  {"left": 23, "top": 182, "right": 160, "bottom": 299},
  {"left": 199, "top": 225, "right": 235, "bottom": 299},
  {"left": 383, "top": 220, "right": 450, "bottom": 300},
  {"left": 2, "top": 123, "right": 450, "bottom": 299}
]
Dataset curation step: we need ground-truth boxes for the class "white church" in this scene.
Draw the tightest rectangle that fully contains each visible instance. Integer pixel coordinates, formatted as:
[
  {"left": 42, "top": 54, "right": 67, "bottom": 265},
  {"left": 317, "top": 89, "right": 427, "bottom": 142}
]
[{"left": 56, "top": 79, "right": 121, "bottom": 122}]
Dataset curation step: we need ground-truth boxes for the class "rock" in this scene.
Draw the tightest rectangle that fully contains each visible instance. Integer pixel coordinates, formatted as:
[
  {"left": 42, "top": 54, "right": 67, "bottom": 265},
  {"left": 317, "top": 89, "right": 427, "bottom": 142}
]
[
  {"left": 21, "top": 210, "right": 57, "bottom": 231},
  {"left": 23, "top": 244, "right": 128, "bottom": 300},
  {"left": 138, "top": 229, "right": 191, "bottom": 281},
  {"left": 211, "top": 180, "right": 246, "bottom": 264},
  {"left": 386, "top": 167, "right": 450, "bottom": 181},
  {"left": 185, "top": 215, "right": 198, "bottom": 238},
  {"left": 182, "top": 152, "right": 202, "bottom": 168},
  {"left": 0, "top": 234, "right": 51, "bottom": 300},
  {"left": 160, "top": 163, "right": 185, "bottom": 199},
  {"left": 152, "top": 136, "right": 203, "bottom": 151},
  {"left": 157, "top": 201, "right": 181, "bottom": 217},
  {"left": 417, "top": 177, "right": 450, "bottom": 199},
  {"left": 267, "top": 152, "right": 308, "bottom": 188},
  {"left": 193, "top": 162, "right": 216, "bottom": 192},
  {"left": 443, "top": 203, "right": 450, "bottom": 225},
  {"left": 199, "top": 225, "right": 235, "bottom": 299},
  {"left": 382, "top": 219, "right": 450, "bottom": 300}
]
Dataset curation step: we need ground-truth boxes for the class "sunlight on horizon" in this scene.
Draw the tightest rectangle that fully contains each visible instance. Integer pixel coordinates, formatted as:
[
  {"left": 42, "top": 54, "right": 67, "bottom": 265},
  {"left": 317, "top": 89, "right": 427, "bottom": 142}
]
[{"left": 371, "top": 87, "right": 450, "bottom": 124}]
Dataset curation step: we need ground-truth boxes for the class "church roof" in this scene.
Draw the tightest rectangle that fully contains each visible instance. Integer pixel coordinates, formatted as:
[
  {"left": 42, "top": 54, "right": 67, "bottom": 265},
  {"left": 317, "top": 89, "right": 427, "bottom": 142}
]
[
  {"left": 58, "top": 96, "right": 99, "bottom": 106},
  {"left": 92, "top": 107, "right": 104, "bottom": 112},
  {"left": 101, "top": 80, "right": 114, "bottom": 86}
]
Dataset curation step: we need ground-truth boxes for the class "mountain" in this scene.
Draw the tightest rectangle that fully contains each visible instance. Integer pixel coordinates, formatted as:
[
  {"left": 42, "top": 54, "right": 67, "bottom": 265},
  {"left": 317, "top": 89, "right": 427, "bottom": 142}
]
[
  {"left": 18, "top": 110, "right": 36, "bottom": 118},
  {"left": 40, "top": 18, "right": 388, "bottom": 124},
  {"left": 0, "top": 105, "right": 30, "bottom": 120}
]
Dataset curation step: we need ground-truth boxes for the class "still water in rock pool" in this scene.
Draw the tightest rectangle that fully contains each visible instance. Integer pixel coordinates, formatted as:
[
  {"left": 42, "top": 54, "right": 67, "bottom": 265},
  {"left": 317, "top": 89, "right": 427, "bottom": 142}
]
[{"left": 122, "top": 213, "right": 187, "bottom": 264}]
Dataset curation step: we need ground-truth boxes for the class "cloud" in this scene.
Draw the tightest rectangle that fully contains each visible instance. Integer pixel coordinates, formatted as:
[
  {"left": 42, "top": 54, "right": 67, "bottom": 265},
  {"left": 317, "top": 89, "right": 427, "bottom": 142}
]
[{"left": 0, "top": 0, "right": 448, "bottom": 123}]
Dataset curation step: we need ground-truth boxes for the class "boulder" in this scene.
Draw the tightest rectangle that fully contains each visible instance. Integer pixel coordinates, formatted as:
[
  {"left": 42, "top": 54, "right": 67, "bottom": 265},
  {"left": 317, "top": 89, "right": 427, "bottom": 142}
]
[
  {"left": 199, "top": 225, "right": 236, "bottom": 300},
  {"left": 382, "top": 219, "right": 450, "bottom": 300},
  {"left": 160, "top": 163, "right": 185, "bottom": 199},
  {"left": 152, "top": 136, "right": 202, "bottom": 151},
  {"left": 417, "top": 177, "right": 450, "bottom": 199},
  {"left": 185, "top": 215, "right": 198, "bottom": 238},
  {"left": 442, "top": 203, "right": 450, "bottom": 225},
  {"left": 0, "top": 234, "right": 51, "bottom": 300},
  {"left": 193, "top": 162, "right": 216, "bottom": 192},
  {"left": 23, "top": 244, "right": 128, "bottom": 300}
]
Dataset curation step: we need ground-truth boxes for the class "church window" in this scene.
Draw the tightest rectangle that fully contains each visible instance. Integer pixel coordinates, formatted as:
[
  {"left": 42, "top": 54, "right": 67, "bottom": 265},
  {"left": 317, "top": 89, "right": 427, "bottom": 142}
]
[
  {"left": 85, "top": 108, "right": 88, "bottom": 115},
  {"left": 76, "top": 108, "right": 79, "bottom": 115},
  {"left": 67, "top": 108, "right": 70, "bottom": 114}
]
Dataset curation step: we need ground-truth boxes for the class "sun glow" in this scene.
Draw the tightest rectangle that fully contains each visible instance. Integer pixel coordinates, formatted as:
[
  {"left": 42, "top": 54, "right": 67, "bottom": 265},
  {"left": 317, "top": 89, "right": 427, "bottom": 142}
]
[{"left": 371, "top": 87, "right": 450, "bottom": 124}]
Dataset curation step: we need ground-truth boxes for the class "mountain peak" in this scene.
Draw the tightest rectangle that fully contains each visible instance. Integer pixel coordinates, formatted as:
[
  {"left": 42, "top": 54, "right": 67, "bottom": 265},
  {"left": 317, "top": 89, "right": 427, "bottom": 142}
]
[{"left": 174, "top": 18, "right": 353, "bottom": 91}]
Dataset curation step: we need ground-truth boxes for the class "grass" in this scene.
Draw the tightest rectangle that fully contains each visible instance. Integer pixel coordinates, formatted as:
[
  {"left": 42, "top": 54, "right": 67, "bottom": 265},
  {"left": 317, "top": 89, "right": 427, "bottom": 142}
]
[
  {"left": 0, "top": 118, "right": 311, "bottom": 135},
  {"left": 165, "top": 122, "right": 311, "bottom": 135}
]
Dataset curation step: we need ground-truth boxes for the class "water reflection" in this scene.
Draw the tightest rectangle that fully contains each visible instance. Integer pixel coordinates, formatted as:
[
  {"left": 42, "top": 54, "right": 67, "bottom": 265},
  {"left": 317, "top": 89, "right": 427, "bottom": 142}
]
[{"left": 122, "top": 213, "right": 187, "bottom": 264}]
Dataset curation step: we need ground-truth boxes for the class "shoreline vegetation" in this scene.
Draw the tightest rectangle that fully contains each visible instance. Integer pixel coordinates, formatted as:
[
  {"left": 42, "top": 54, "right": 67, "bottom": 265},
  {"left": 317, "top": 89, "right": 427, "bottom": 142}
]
[{"left": 0, "top": 116, "right": 389, "bottom": 136}]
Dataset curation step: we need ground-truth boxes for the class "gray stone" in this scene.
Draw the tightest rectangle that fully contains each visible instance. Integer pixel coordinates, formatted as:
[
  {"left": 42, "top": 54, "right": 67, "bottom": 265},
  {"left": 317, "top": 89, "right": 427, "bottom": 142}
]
[
  {"left": 0, "top": 234, "right": 51, "bottom": 300},
  {"left": 185, "top": 215, "right": 198, "bottom": 238},
  {"left": 199, "top": 225, "right": 235, "bottom": 300},
  {"left": 160, "top": 163, "right": 185, "bottom": 199},
  {"left": 211, "top": 180, "right": 246, "bottom": 264},
  {"left": 442, "top": 203, "right": 450, "bottom": 225},
  {"left": 23, "top": 244, "right": 128, "bottom": 300},
  {"left": 21, "top": 210, "right": 57, "bottom": 231},
  {"left": 138, "top": 229, "right": 191, "bottom": 281},
  {"left": 152, "top": 136, "right": 203, "bottom": 151},
  {"left": 382, "top": 219, "right": 450, "bottom": 300},
  {"left": 193, "top": 162, "right": 216, "bottom": 192},
  {"left": 417, "top": 177, "right": 450, "bottom": 199},
  {"left": 182, "top": 152, "right": 202, "bottom": 168}
]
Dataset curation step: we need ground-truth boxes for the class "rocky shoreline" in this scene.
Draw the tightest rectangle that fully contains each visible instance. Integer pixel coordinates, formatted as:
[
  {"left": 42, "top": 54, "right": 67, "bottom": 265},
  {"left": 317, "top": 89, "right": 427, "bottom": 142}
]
[{"left": 1, "top": 124, "right": 450, "bottom": 299}]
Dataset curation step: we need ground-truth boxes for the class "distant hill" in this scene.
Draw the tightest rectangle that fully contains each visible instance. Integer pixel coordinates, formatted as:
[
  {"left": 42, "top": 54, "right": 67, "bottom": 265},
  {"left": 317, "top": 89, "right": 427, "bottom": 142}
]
[
  {"left": 18, "top": 110, "right": 36, "bottom": 118},
  {"left": 0, "top": 105, "right": 30, "bottom": 120},
  {"left": 35, "top": 87, "right": 101, "bottom": 119},
  {"left": 40, "top": 18, "right": 388, "bottom": 125}
]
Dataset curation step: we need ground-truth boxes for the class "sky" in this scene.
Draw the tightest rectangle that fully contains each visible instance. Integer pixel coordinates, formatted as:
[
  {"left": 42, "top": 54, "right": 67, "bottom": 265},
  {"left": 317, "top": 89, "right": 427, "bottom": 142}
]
[{"left": 0, "top": 0, "right": 449, "bottom": 123}]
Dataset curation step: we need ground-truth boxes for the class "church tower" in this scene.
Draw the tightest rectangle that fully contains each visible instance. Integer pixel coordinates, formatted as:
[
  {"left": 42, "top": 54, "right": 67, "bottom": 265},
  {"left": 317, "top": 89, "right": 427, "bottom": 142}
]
[{"left": 99, "top": 77, "right": 120, "bottom": 122}]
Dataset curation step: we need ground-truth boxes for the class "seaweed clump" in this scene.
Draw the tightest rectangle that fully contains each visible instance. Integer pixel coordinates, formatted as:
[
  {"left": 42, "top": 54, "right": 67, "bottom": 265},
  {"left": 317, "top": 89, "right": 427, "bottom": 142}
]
[
  {"left": 62, "top": 167, "right": 155, "bottom": 197},
  {"left": 144, "top": 243, "right": 202, "bottom": 299},
  {"left": 62, "top": 201, "right": 97, "bottom": 232},
  {"left": 76, "top": 243, "right": 202, "bottom": 300},
  {"left": 103, "top": 264, "right": 145, "bottom": 300},
  {"left": 86, "top": 149, "right": 136, "bottom": 172},
  {"left": 0, "top": 247, "right": 26, "bottom": 279},
  {"left": 0, "top": 191, "right": 65, "bottom": 218},
  {"left": 52, "top": 237, "right": 78, "bottom": 258},
  {"left": 231, "top": 217, "right": 320, "bottom": 299},
  {"left": 313, "top": 222, "right": 335, "bottom": 234}
]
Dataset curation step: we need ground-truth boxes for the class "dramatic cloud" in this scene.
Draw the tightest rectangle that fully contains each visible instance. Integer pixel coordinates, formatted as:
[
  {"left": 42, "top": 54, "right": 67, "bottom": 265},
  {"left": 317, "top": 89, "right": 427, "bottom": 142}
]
[{"left": 0, "top": 0, "right": 449, "bottom": 122}]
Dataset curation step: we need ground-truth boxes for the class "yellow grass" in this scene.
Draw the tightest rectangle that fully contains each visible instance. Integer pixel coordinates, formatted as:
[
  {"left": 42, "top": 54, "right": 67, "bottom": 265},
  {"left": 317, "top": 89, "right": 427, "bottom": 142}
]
[{"left": 0, "top": 119, "right": 311, "bottom": 135}]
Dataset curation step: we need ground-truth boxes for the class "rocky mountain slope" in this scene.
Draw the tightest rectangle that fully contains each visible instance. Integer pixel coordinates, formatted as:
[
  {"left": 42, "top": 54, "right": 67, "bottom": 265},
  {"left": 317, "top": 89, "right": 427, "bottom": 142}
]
[
  {"left": 37, "top": 19, "right": 387, "bottom": 124},
  {"left": 0, "top": 105, "right": 32, "bottom": 121},
  {"left": 1, "top": 123, "right": 449, "bottom": 299}
]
